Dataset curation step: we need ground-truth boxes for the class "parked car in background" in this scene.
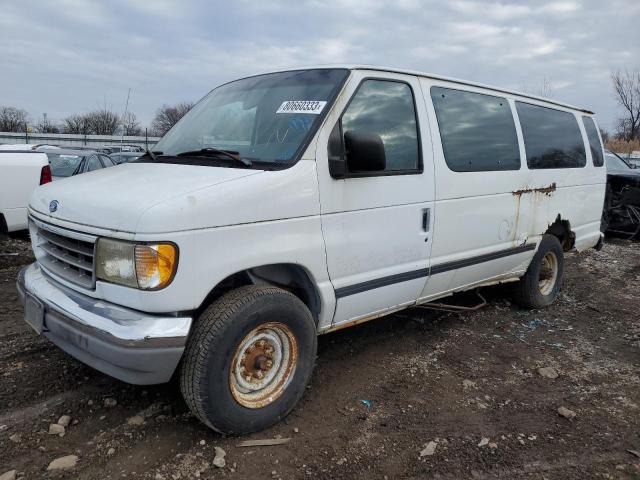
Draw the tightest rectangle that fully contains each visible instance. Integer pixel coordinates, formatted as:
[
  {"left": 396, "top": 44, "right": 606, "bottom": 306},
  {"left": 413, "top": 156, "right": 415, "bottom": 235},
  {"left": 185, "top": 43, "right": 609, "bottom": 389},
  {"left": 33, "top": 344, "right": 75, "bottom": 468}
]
[
  {"left": 44, "top": 150, "right": 116, "bottom": 180},
  {"left": 109, "top": 151, "right": 143, "bottom": 164},
  {"left": 18, "top": 66, "right": 605, "bottom": 435},
  {"left": 0, "top": 150, "right": 51, "bottom": 234},
  {"left": 0, "top": 144, "right": 60, "bottom": 151},
  {"left": 602, "top": 149, "right": 640, "bottom": 237},
  {"left": 99, "top": 144, "right": 145, "bottom": 154},
  {"left": 605, "top": 150, "right": 637, "bottom": 172}
]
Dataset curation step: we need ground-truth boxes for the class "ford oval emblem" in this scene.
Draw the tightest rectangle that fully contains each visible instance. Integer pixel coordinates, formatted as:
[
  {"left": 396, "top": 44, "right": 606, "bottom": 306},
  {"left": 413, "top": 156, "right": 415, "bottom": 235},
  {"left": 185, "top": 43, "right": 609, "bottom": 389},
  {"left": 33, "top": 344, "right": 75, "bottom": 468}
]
[{"left": 49, "top": 200, "right": 59, "bottom": 213}]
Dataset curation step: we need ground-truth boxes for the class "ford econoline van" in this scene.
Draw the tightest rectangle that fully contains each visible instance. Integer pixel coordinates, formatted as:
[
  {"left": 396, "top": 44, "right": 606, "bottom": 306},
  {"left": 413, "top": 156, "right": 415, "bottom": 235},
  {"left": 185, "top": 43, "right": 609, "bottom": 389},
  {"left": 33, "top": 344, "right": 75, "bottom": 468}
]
[{"left": 18, "top": 66, "right": 606, "bottom": 434}]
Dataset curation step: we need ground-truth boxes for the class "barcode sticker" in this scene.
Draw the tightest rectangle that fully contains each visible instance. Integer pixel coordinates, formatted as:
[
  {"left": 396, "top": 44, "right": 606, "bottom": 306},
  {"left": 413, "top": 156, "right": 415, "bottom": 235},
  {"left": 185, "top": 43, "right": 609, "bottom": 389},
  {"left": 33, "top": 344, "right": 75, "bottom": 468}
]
[{"left": 276, "top": 100, "right": 326, "bottom": 114}]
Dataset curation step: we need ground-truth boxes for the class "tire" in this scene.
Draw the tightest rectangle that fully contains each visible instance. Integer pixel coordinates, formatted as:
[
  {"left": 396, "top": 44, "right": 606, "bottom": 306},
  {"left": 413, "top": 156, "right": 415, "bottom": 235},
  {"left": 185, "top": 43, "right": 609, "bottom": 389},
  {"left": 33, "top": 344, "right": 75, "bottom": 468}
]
[
  {"left": 180, "top": 285, "right": 317, "bottom": 434},
  {"left": 511, "top": 234, "right": 564, "bottom": 309}
]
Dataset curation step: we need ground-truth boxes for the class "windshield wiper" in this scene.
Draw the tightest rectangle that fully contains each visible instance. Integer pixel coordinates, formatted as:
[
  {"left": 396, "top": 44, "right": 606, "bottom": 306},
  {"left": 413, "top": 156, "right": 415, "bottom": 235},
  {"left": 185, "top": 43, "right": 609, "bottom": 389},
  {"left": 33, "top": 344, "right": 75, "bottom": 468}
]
[
  {"left": 139, "top": 149, "right": 162, "bottom": 161},
  {"left": 175, "top": 148, "right": 252, "bottom": 167}
]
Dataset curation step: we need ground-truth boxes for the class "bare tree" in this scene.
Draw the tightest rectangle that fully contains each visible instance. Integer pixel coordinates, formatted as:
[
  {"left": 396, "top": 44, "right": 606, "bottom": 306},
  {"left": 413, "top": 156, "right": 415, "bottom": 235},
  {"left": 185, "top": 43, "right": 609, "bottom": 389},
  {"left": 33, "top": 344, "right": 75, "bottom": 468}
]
[
  {"left": 0, "top": 106, "right": 29, "bottom": 132},
  {"left": 151, "top": 102, "right": 194, "bottom": 136},
  {"left": 34, "top": 113, "right": 59, "bottom": 134},
  {"left": 612, "top": 69, "right": 640, "bottom": 141},
  {"left": 86, "top": 108, "right": 120, "bottom": 135},
  {"left": 63, "top": 114, "right": 91, "bottom": 134},
  {"left": 121, "top": 112, "right": 142, "bottom": 136}
]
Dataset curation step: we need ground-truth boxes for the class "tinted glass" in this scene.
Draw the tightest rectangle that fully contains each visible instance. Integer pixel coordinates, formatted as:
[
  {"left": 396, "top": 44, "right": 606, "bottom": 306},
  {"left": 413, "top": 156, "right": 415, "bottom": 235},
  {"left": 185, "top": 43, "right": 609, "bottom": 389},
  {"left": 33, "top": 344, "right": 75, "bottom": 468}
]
[
  {"left": 342, "top": 80, "right": 419, "bottom": 171},
  {"left": 431, "top": 87, "right": 520, "bottom": 172},
  {"left": 86, "top": 156, "right": 101, "bottom": 172},
  {"left": 100, "top": 155, "right": 115, "bottom": 167},
  {"left": 605, "top": 152, "right": 632, "bottom": 171},
  {"left": 582, "top": 116, "right": 604, "bottom": 167},
  {"left": 47, "top": 154, "right": 82, "bottom": 177},
  {"left": 154, "top": 69, "right": 348, "bottom": 164},
  {"left": 516, "top": 102, "right": 586, "bottom": 169}
]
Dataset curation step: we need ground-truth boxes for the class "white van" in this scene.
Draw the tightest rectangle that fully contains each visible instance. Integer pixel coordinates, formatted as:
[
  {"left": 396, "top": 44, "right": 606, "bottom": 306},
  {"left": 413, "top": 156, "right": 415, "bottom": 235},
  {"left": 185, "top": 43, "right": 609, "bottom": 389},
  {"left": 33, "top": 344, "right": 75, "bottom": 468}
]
[{"left": 18, "top": 66, "right": 606, "bottom": 434}]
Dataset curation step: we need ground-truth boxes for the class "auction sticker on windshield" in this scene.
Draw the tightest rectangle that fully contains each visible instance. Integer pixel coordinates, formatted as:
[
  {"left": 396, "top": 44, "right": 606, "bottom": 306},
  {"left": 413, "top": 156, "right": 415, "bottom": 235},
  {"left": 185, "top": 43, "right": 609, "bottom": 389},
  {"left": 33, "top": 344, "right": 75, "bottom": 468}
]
[{"left": 276, "top": 100, "right": 326, "bottom": 114}]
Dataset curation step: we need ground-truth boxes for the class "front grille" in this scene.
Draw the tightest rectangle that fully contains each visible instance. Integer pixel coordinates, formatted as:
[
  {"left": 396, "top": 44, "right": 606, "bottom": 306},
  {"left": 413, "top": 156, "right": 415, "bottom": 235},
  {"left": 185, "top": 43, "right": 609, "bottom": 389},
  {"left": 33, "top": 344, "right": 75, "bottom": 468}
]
[{"left": 31, "top": 219, "right": 97, "bottom": 289}]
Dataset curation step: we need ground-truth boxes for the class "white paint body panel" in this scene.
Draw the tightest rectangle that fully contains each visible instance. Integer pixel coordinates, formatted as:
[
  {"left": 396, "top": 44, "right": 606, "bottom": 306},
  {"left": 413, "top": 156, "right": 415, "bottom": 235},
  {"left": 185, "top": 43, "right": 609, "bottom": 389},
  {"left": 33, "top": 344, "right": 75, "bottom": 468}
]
[
  {"left": 0, "top": 152, "right": 48, "bottom": 232},
  {"left": 315, "top": 71, "right": 435, "bottom": 329},
  {"left": 417, "top": 76, "right": 605, "bottom": 301},
  {"left": 26, "top": 67, "right": 605, "bottom": 338}
]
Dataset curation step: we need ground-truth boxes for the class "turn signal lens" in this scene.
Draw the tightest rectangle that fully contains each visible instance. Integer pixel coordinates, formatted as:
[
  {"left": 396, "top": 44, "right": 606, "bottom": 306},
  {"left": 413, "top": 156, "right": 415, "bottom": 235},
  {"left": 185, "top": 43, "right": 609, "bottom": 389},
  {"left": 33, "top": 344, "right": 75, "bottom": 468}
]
[{"left": 135, "top": 243, "right": 177, "bottom": 290}]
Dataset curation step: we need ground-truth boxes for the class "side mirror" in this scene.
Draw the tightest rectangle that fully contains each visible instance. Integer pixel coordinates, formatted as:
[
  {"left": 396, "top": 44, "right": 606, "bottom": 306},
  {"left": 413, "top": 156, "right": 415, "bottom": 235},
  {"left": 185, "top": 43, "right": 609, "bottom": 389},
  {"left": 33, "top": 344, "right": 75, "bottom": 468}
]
[{"left": 344, "top": 131, "right": 386, "bottom": 172}]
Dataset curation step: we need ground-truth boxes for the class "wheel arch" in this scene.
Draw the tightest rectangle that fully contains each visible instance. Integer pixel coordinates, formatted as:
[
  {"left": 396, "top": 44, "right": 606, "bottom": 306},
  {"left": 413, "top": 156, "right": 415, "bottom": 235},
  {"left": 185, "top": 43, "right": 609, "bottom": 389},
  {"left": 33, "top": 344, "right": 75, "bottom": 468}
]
[
  {"left": 544, "top": 215, "right": 575, "bottom": 252},
  {"left": 195, "top": 263, "right": 322, "bottom": 325}
]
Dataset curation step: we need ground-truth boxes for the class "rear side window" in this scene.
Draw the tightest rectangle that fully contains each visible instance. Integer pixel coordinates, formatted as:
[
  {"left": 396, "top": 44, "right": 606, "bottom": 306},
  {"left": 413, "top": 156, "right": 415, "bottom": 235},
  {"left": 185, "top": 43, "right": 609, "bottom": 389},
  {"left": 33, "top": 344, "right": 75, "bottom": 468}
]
[
  {"left": 431, "top": 87, "right": 520, "bottom": 172},
  {"left": 582, "top": 116, "right": 604, "bottom": 167},
  {"left": 100, "top": 154, "right": 115, "bottom": 167},
  {"left": 86, "top": 156, "right": 101, "bottom": 172},
  {"left": 516, "top": 102, "right": 586, "bottom": 169},
  {"left": 341, "top": 79, "right": 420, "bottom": 172}
]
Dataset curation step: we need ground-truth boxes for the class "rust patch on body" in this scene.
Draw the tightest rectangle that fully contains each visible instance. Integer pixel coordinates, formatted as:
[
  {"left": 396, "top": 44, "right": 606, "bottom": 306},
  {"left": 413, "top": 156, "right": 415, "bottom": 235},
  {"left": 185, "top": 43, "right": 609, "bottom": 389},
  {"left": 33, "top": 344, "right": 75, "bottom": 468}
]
[{"left": 512, "top": 182, "right": 557, "bottom": 196}]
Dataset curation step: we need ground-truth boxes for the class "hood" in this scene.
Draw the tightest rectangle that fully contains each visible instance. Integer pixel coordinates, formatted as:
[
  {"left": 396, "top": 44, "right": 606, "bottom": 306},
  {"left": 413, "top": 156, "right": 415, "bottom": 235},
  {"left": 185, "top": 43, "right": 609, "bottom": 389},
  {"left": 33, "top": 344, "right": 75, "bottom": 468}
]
[{"left": 30, "top": 163, "right": 261, "bottom": 232}]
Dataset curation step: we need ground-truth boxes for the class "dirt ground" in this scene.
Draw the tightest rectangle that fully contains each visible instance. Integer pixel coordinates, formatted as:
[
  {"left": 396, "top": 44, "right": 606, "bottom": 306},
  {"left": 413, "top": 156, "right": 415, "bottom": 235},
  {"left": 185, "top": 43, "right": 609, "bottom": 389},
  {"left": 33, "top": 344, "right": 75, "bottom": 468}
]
[{"left": 1, "top": 235, "right": 639, "bottom": 480}]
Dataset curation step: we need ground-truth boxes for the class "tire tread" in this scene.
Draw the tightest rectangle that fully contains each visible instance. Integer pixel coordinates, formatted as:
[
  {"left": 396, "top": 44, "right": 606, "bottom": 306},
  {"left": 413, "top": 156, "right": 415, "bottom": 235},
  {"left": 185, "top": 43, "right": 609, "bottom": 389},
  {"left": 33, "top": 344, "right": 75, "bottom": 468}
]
[{"left": 180, "top": 285, "right": 312, "bottom": 433}]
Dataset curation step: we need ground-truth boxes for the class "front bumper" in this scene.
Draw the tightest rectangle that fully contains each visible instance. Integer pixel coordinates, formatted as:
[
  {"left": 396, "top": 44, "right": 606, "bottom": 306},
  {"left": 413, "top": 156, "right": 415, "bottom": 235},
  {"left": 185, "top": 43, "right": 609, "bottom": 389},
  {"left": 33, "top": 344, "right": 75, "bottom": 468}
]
[{"left": 17, "top": 263, "right": 192, "bottom": 385}]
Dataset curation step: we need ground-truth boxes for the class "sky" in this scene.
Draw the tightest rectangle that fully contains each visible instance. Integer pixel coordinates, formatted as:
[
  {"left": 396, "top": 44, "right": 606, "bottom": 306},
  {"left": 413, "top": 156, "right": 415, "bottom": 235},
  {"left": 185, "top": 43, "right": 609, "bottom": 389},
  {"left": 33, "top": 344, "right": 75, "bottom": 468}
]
[{"left": 0, "top": 0, "right": 638, "bottom": 133}]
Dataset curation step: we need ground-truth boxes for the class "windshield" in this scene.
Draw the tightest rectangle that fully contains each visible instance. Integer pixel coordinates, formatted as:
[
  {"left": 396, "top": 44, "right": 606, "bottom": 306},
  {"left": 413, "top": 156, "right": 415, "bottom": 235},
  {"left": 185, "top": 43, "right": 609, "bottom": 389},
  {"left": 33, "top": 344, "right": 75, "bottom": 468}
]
[
  {"left": 605, "top": 152, "right": 632, "bottom": 171},
  {"left": 48, "top": 154, "right": 84, "bottom": 177},
  {"left": 152, "top": 69, "right": 349, "bottom": 166}
]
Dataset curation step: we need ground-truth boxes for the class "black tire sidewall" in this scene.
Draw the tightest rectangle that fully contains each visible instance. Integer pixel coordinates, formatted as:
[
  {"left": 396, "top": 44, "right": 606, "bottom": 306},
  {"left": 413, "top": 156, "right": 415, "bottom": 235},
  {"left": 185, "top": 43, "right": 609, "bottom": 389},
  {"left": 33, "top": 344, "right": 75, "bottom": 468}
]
[
  {"left": 196, "top": 290, "right": 316, "bottom": 434},
  {"left": 529, "top": 235, "right": 565, "bottom": 307}
]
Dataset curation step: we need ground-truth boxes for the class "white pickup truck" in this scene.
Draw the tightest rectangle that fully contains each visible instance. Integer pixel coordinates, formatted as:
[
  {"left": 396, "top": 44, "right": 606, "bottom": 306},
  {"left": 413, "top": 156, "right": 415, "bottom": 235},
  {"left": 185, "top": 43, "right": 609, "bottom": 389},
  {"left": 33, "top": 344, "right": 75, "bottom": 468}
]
[
  {"left": 0, "top": 150, "right": 51, "bottom": 234},
  {"left": 18, "top": 66, "right": 605, "bottom": 434}
]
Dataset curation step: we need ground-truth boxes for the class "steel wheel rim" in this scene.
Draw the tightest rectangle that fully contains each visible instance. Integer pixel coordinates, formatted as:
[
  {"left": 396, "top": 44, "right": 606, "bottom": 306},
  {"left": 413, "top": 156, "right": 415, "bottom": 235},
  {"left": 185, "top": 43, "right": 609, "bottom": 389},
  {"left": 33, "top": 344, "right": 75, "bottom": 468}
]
[
  {"left": 229, "top": 322, "right": 298, "bottom": 409},
  {"left": 538, "top": 251, "right": 558, "bottom": 296}
]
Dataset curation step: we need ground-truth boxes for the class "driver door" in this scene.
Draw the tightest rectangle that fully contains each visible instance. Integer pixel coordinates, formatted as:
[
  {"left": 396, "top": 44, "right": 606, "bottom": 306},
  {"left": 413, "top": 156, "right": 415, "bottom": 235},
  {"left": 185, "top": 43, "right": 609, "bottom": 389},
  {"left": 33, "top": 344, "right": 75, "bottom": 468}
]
[{"left": 316, "top": 71, "right": 435, "bottom": 329}]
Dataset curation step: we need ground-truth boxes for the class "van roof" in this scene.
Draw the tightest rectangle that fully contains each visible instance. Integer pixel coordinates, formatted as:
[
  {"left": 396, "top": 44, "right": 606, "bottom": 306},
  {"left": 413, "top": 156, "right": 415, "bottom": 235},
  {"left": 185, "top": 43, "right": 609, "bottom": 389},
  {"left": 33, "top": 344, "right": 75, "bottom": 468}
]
[{"left": 268, "top": 64, "right": 594, "bottom": 115}]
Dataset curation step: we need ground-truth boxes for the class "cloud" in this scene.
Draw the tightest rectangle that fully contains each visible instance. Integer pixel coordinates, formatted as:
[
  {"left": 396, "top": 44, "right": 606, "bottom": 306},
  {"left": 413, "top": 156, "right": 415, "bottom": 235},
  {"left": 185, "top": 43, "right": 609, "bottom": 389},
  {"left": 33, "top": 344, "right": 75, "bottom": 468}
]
[
  {"left": 0, "top": 0, "right": 637, "bottom": 132},
  {"left": 538, "top": 1, "right": 581, "bottom": 14}
]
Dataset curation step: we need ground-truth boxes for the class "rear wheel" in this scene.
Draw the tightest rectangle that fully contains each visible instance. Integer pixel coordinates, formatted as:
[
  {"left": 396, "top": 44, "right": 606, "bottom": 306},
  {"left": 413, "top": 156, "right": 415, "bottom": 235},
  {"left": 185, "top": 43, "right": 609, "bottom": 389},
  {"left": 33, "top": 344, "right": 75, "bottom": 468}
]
[
  {"left": 511, "top": 234, "right": 564, "bottom": 309},
  {"left": 180, "top": 285, "right": 317, "bottom": 434}
]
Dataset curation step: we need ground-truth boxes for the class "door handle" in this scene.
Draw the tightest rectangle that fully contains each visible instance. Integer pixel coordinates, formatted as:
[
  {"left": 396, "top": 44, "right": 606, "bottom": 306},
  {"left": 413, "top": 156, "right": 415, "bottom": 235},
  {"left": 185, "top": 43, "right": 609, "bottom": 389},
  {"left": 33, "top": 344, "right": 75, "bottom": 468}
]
[{"left": 422, "top": 208, "right": 430, "bottom": 232}]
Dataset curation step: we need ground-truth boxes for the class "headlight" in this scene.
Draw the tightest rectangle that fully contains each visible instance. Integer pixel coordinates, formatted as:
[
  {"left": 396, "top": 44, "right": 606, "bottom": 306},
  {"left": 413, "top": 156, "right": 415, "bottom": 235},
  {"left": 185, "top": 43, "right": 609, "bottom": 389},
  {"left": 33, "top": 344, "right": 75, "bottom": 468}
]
[{"left": 96, "top": 238, "right": 178, "bottom": 290}]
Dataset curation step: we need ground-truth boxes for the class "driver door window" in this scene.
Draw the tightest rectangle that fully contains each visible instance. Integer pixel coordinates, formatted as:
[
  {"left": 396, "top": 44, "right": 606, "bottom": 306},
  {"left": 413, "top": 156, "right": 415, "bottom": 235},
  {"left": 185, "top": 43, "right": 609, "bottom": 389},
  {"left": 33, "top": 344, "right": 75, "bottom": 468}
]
[{"left": 333, "top": 79, "right": 421, "bottom": 175}]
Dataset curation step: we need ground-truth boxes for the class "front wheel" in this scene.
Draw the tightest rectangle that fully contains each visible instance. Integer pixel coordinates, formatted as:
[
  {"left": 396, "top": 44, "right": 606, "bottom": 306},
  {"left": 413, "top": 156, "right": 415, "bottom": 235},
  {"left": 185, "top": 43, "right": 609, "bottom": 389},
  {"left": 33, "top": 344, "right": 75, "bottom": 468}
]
[
  {"left": 180, "top": 285, "right": 317, "bottom": 434},
  {"left": 511, "top": 234, "right": 564, "bottom": 309}
]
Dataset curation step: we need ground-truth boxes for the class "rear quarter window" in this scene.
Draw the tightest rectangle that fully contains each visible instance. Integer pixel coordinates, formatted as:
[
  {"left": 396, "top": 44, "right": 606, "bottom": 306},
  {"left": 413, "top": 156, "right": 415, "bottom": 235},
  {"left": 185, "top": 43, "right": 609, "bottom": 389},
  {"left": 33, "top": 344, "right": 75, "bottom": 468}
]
[
  {"left": 582, "top": 116, "right": 604, "bottom": 167},
  {"left": 516, "top": 102, "right": 586, "bottom": 169},
  {"left": 431, "top": 87, "right": 520, "bottom": 172}
]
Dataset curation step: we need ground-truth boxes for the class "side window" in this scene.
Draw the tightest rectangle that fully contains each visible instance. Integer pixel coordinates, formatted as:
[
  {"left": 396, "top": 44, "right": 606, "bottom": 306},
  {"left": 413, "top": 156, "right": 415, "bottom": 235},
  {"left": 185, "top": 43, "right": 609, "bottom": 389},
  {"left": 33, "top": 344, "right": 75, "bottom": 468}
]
[
  {"left": 340, "top": 79, "right": 420, "bottom": 173},
  {"left": 100, "top": 155, "right": 115, "bottom": 167},
  {"left": 86, "top": 155, "right": 102, "bottom": 172},
  {"left": 516, "top": 102, "right": 586, "bottom": 169},
  {"left": 431, "top": 87, "right": 520, "bottom": 172},
  {"left": 582, "top": 116, "right": 604, "bottom": 167}
]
